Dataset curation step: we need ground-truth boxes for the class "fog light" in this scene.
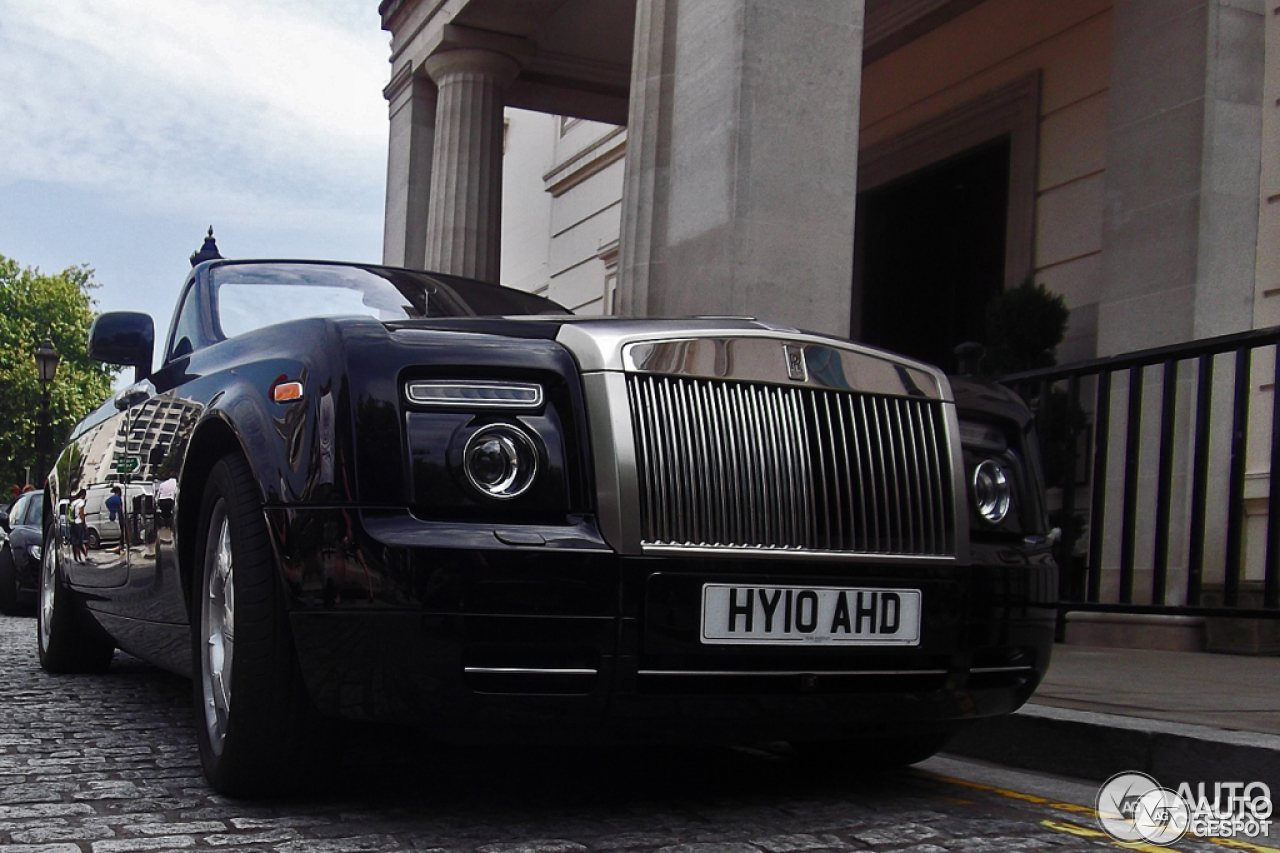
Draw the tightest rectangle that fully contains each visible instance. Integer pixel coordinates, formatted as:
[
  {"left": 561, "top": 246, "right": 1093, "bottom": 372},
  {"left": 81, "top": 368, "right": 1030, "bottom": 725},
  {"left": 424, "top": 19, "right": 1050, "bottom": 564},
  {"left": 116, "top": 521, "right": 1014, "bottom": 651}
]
[
  {"left": 464, "top": 425, "right": 539, "bottom": 500},
  {"left": 972, "top": 460, "right": 1012, "bottom": 525}
]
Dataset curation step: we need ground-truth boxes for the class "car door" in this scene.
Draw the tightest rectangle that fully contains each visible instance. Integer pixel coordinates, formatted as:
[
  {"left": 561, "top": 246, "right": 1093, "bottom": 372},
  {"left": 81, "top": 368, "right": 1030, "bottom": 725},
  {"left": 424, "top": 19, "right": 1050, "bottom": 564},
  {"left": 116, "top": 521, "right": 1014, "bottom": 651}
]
[
  {"left": 63, "top": 416, "right": 134, "bottom": 591},
  {"left": 69, "top": 276, "right": 215, "bottom": 642},
  {"left": 113, "top": 388, "right": 197, "bottom": 626},
  {"left": 11, "top": 492, "right": 42, "bottom": 578}
]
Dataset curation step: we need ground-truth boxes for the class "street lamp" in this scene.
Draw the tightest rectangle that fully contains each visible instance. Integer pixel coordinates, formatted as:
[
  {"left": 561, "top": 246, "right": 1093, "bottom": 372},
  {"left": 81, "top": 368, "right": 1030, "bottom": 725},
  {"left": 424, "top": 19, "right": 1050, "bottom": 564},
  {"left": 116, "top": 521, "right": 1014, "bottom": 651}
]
[{"left": 33, "top": 337, "right": 60, "bottom": 486}]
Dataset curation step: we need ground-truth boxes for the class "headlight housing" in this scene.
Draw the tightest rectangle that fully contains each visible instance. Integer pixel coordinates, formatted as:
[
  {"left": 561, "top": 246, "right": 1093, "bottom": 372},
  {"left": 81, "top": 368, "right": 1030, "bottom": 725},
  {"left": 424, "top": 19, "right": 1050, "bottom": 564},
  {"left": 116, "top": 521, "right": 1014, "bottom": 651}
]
[
  {"left": 463, "top": 424, "right": 540, "bottom": 500},
  {"left": 960, "top": 418, "right": 1031, "bottom": 533},
  {"left": 402, "top": 370, "right": 576, "bottom": 521},
  {"left": 972, "top": 459, "right": 1012, "bottom": 525},
  {"left": 28, "top": 544, "right": 42, "bottom": 561}
]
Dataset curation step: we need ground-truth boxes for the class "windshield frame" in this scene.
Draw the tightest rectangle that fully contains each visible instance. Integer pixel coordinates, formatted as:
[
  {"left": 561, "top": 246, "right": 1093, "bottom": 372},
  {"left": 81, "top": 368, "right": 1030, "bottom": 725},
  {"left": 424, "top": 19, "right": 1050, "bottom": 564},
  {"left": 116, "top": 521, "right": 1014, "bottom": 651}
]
[{"left": 167, "top": 260, "right": 570, "bottom": 361}]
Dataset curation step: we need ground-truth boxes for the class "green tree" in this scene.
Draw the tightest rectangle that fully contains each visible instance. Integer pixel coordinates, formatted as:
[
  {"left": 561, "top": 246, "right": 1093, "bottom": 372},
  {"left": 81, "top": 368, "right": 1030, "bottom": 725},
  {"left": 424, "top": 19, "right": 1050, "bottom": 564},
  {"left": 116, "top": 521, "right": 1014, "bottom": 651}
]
[{"left": 0, "top": 257, "right": 116, "bottom": 489}]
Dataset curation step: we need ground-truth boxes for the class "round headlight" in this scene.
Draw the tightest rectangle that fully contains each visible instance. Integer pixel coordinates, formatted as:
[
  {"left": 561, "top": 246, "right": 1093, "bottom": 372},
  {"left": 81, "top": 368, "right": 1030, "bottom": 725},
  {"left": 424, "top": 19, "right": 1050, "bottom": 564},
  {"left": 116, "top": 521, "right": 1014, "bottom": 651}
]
[
  {"left": 463, "top": 425, "right": 539, "bottom": 500},
  {"left": 972, "top": 459, "right": 1012, "bottom": 525}
]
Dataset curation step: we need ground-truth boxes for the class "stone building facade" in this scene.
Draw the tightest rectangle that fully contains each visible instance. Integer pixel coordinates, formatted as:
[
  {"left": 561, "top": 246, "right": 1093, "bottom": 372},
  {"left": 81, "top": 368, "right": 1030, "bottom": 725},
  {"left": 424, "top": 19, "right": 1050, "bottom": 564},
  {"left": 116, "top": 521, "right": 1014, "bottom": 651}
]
[
  {"left": 379, "top": 0, "right": 1276, "bottom": 364},
  {"left": 377, "top": 0, "right": 1280, "bottom": 640}
]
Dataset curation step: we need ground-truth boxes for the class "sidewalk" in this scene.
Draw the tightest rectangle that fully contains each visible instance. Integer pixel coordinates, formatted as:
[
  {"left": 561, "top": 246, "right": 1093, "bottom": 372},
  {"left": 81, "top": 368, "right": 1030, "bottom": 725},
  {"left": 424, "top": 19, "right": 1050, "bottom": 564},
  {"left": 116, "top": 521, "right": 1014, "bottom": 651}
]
[
  {"left": 946, "top": 643, "right": 1280, "bottom": 783},
  {"left": 1033, "top": 645, "right": 1280, "bottom": 734}
]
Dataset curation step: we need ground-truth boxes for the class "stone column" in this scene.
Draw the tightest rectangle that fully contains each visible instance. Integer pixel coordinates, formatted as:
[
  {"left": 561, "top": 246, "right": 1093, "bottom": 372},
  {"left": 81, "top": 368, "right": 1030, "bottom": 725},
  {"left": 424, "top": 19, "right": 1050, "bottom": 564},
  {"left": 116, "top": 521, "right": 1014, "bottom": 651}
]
[
  {"left": 617, "top": 0, "right": 866, "bottom": 337},
  {"left": 616, "top": 0, "right": 674, "bottom": 319},
  {"left": 421, "top": 48, "right": 520, "bottom": 283},
  {"left": 382, "top": 70, "right": 437, "bottom": 269},
  {"left": 1093, "top": 1, "right": 1266, "bottom": 607},
  {"left": 1097, "top": 0, "right": 1266, "bottom": 354}
]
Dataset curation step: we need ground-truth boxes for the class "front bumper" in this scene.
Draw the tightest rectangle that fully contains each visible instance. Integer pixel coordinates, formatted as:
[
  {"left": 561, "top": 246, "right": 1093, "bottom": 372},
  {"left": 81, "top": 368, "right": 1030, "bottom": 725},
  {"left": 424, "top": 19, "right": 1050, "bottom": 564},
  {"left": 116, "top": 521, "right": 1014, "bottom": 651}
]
[{"left": 273, "top": 507, "right": 1056, "bottom": 742}]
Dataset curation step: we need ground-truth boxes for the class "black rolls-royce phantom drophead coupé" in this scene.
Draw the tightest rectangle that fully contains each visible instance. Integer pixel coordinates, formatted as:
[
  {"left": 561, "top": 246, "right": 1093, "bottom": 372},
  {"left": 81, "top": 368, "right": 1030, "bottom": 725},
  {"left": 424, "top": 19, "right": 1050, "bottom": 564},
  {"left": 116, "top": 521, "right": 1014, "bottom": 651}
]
[{"left": 39, "top": 258, "right": 1057, "bottom": 795}]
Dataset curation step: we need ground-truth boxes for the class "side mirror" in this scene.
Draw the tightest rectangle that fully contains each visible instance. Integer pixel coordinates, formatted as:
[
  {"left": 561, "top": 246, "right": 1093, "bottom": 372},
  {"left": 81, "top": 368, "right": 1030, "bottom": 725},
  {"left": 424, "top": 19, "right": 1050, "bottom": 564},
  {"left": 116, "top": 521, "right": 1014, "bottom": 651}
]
[
  {"left": 0, "top": 509, "right": 9, "bottom": 533},
  {"left": 88, "top": 312, "right": 155, "bottom": 383}
]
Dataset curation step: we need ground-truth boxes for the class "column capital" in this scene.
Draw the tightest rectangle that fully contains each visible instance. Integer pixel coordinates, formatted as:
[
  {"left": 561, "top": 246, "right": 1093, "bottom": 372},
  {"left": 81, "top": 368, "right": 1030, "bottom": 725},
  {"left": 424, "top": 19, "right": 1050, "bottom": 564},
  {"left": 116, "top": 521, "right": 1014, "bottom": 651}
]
[{"left": 423, "top": 48, "right": 520, "bottom": 87}]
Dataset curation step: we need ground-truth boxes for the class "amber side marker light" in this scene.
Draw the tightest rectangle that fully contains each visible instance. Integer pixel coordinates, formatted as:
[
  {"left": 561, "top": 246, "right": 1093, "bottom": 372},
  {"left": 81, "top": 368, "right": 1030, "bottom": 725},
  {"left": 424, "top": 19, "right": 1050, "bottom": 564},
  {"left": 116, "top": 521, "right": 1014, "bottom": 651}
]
[{"left": 272, "top": 381, "right": 304, "bottom": 403}]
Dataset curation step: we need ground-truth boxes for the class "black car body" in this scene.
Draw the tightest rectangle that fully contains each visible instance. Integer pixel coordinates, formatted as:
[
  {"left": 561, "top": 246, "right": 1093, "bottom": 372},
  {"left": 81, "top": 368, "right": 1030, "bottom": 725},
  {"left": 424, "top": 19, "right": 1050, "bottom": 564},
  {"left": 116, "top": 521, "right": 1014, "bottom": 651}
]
[
  {"left": 1, "top": 489, "right": 43, "bottom": 615},
  {"left": 40, "top": 259, "right": 1057, "bottom": 795}
]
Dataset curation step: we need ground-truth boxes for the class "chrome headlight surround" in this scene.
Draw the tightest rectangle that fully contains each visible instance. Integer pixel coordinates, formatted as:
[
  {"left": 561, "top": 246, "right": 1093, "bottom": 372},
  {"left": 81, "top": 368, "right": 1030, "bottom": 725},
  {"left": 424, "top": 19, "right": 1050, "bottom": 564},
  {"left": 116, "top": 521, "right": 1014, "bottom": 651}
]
[
  {"left": 960, "top": 418, "right": 1024, "bottom": 531},
  {"left": 971, "top": 459, "right": 1013, "bottom": 526},
  {"left": 462, "top": 424, "right": 540, "bottom": 500}
]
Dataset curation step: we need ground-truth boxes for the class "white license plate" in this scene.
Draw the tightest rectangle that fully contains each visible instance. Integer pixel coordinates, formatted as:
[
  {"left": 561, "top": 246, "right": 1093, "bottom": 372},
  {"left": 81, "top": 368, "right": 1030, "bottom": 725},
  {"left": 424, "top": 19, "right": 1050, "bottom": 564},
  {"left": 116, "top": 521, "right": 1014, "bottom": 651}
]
[{"left": 700, "top": 584, "right": 922, "bottom": 645}]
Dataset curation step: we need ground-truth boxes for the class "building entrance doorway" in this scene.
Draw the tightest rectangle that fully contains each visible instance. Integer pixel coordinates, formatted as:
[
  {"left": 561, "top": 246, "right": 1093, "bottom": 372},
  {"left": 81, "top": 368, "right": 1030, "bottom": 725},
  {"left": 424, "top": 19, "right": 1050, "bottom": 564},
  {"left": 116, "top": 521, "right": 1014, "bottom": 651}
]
[{"left": 853, "top": 136, "right": 1011, "bottom": 373}]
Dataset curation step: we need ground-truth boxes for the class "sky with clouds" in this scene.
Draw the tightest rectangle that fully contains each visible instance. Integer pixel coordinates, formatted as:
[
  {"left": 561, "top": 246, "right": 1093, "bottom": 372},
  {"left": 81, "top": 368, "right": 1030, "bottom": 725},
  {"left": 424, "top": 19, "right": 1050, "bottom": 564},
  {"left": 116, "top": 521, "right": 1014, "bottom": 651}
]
[{"left": 0, "top": 0, "right": 391, "bottom": 336}]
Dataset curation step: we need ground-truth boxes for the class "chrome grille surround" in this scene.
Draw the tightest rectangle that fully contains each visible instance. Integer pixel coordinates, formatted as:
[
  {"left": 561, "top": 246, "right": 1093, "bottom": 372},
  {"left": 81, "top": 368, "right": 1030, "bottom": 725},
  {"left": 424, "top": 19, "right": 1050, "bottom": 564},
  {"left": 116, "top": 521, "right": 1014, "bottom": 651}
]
[{"left": 554, "top": 321, "right": 968, "bottom": 562}]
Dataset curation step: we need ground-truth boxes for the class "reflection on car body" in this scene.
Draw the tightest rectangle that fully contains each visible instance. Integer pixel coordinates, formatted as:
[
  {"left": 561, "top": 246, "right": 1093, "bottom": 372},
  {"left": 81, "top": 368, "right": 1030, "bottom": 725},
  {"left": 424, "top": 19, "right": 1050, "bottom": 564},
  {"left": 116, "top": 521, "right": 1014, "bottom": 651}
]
[{"left": 38, "top": 257, "right": 1057, "bottom": 796}]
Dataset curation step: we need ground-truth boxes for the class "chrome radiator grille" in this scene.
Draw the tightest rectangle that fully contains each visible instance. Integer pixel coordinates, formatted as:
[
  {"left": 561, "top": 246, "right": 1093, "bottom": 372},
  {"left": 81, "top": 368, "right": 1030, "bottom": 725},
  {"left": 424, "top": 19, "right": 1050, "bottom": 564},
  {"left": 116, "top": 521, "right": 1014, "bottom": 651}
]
[{"left": 626, "top": 374, "right": 955, "bottom": 556}]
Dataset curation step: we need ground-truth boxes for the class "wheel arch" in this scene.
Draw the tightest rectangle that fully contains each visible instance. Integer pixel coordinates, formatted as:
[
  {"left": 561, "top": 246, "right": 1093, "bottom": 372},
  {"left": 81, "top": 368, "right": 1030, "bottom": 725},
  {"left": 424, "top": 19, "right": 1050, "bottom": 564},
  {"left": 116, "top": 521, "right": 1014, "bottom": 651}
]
[{"left": 176, "top": 417, "right": 253, "bottom": 621}]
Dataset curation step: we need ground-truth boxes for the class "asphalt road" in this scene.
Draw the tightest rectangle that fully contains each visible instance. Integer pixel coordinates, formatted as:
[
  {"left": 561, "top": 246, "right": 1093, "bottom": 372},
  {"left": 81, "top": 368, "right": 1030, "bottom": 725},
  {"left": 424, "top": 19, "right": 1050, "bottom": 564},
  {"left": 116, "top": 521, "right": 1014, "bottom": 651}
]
[{"left": 0, "top": 614, "right": 1230, "bottom": 853}]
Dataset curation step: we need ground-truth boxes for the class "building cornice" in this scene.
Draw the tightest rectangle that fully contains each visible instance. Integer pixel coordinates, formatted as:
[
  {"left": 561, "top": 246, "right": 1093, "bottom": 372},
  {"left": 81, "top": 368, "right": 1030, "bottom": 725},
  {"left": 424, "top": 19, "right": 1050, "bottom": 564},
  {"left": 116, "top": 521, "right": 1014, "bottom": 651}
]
[
  {"left": 382, "top": 61, "right": 415, "bottom": 102},
  {"left": 543, "top": 126, "right": 627, "bottom": 198}
]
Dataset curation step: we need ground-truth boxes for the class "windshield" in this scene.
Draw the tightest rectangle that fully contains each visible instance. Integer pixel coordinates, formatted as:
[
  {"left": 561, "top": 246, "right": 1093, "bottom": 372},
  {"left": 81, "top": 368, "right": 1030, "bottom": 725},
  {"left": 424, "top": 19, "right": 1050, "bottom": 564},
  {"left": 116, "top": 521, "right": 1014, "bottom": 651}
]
[
  {"left": 14, "top": 493, "right": 41, "bottom": 527},
  {"left": 210, "top": 262, "right": 569, "bottom": 340}
]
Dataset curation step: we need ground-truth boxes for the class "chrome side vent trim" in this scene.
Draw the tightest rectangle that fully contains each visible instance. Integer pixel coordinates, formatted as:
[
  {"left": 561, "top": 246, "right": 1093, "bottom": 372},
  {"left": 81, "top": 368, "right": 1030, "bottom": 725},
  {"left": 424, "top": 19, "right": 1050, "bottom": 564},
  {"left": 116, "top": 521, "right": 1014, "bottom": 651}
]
[{"left": 626, "top": 375, "right": 955, "bottom": 557}]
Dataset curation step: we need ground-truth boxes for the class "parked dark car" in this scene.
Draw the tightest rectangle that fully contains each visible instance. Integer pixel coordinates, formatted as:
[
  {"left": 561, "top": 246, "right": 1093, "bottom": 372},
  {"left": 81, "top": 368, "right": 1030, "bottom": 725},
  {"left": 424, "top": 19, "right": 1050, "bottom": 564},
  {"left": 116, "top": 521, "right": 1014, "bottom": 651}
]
[
  {"left": 39, "top": 259, "right": 1057, "bottom": 796},
  {"left": 1, "top": 489, "right": 43, "bottom": 615}
]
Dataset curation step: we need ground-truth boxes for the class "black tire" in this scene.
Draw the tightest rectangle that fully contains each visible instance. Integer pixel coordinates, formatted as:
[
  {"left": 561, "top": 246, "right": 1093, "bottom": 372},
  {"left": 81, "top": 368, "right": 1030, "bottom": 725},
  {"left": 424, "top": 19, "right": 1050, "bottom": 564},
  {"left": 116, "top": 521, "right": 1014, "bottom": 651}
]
[
  {"left": 792, "top": 731, "right": 953, "bottom": 770},
  {"left": 0, "top": 546, "right": 19, "bottom": 616},
  {"left": 37, "top": 521, "right": 114, "bottom": 674},
  {"left": 192, "top": 453, "right": 338, "bottom": 797},
  {"left": 86, "top": 528, "right": 100, "bottom": 550}
]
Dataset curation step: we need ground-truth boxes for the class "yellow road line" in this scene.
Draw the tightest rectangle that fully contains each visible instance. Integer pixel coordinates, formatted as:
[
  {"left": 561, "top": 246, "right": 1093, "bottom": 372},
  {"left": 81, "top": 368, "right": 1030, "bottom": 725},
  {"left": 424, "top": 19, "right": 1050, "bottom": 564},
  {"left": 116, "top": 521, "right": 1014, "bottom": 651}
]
[
  {"left": 1207, "top": 838, "right": 1280, "bottom": 853},
  {"left": 933, "top": 773, "right": 1095, "bottom": 815},
  {"left": 932, "top": 773, "right": 1278, "bottom": 853},
  {"left": 1039, "top": 819, "right": 1180, "bottom": 852},
  {"left": 1039, "top": 819, "right": 1105, "bottom": 838}
]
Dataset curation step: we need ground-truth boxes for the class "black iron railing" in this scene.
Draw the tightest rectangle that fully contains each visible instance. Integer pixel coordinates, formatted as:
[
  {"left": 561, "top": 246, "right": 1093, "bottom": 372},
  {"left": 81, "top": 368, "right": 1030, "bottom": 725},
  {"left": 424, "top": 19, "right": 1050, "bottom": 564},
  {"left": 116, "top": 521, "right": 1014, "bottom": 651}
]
[{"left": 1002, "top": 326, "right": 1280, "bottom": 621}]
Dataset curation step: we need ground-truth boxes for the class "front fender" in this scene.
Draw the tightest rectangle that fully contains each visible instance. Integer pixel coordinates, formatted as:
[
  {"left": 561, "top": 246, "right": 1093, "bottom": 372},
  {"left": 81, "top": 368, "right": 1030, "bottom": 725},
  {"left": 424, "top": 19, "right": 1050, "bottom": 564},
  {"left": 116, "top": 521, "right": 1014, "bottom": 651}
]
[{"left": 176, "top": 320, "right": 354, "bottom": 508}]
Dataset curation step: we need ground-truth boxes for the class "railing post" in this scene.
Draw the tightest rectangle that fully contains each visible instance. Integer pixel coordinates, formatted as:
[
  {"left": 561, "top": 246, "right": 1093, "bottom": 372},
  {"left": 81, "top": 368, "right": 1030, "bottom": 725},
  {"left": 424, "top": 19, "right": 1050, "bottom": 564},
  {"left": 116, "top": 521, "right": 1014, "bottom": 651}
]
[
  {"left": 1187, "top": 354, "right": 1214, "bottom": 607},
  {"left": 1266, "top": 345, "right": 1280, "bottom": 609},
  {"left": 1224, "top": 347, "right": 1251, "bottom": 607},
  {"left": 1059, "top": 375, "right": 1080, "bottom": 601},
  {"left": 1151, "top": 359, "right": 1178, "bottom": 605},
  {"left": 1087, "top": 371, "right": 1112, "bottom": 604},
  {"left": 1119, "top": 366, "right": 1144, "bottom": 604}
]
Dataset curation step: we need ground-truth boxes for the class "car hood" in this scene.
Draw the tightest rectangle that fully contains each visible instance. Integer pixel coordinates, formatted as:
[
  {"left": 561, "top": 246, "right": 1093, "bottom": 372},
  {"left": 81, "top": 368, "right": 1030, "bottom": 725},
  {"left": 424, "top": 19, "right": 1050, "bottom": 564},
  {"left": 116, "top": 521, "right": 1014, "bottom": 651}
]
[
  {"left": 385, "top": 314, "right": 953, "bottom": 400},
  {"left": 948, "top": 374, "right": 1034, "bottom": 429},
  {"left": 383, "top": 314, "right": 778, "bottom": 340}
]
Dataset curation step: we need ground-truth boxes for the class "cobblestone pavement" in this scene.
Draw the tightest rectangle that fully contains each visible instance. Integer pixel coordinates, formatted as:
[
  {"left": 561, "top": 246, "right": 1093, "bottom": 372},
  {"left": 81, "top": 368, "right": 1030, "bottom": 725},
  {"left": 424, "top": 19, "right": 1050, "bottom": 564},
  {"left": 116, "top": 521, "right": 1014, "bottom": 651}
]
[{"left": 0, "top": 615, "right": 1230, "bottom": 853}]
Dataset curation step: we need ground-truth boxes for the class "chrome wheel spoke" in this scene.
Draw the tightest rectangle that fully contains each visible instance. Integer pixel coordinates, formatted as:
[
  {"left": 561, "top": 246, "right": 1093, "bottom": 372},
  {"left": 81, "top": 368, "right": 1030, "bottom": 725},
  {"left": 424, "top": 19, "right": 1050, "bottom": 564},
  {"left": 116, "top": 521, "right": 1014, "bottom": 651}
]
[{"left": 200, "top": 508, "right": 235, "bottom": 756}]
